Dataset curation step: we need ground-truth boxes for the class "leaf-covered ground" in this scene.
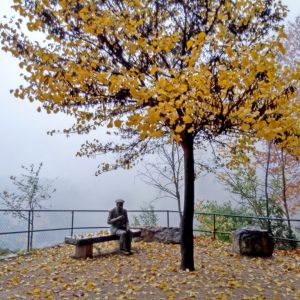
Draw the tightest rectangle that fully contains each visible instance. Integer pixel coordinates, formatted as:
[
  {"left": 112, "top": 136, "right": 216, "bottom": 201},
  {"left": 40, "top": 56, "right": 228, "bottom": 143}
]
[{"left": 0, "top": 237, "right": 299, "bottom": 299}]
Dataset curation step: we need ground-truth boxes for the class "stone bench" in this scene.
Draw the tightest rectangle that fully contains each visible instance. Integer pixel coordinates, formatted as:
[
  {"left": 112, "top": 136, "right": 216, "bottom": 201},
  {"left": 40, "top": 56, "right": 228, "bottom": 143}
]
[{"left": 65, "top": 229, "right": 141, "bottom": 258}]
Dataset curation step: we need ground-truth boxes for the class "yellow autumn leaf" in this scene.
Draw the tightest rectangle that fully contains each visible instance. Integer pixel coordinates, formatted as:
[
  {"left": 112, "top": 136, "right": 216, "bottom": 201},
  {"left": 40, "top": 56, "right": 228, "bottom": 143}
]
[
  {"left": 197, "top": 31, "right": 206, "bottom": 43},
  {"left": 187, "top": 40, "right": 193, "bottom": 49},
  {"left": 114, "top": 120, "right": 122, "bottom": 128},
  {"left": 158, "top": 280, "right": 167, "bottom": 290},
  {"left": 241, "top": 56, "right": 249, "bottom": 68},
  {"left": 183, "top": 115, "right": 193, "bottom": 123},
  {"left": 278, "top": 42, "right": 286, "bottom": 54},
  {"left": 225, "top": 47, "right": 234, "bottom": 57},
  {"left": 251, "top": 51, "right": 259, "bottom": 61},
  {"left": 150, "top": 65, "right": 157, "bottom": 75},
  {"left": 96, "top": 73, "right": 108, "bottom": 84},
  {"left": 107, "top": 120, "right": 113, "bottom": 128},
  {"left": 152, "top": 130, "right": 163, "bottom": 138},
  {"left": 241, "top": 123, "right": 250, "bottom": 131},
  {"left": 257, "top": 63, "right": 265, "bottom": 72},
  {"left": 79, "top": 7, "right": 89, "bottom": 18},
  {"left": 87, "top": 281, "right": 95, "bottom": 290},
  {"left": 175, "top": 124, "right": 185, "bottom": 133}
]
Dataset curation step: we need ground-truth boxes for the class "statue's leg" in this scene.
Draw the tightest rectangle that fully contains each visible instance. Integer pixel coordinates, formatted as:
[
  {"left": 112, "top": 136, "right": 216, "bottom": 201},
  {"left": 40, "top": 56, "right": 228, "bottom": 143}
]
[
  {"left": 125, "top": 231, "right": 132, "bottom": 252},
  {"left": 115, "top": 229, "right": 127, "bottom": 250}
]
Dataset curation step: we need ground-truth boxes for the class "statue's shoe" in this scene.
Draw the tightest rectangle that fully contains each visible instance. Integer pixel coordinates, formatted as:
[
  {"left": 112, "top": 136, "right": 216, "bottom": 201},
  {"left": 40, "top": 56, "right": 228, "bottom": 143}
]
[{"left": 120, "top": 249, "right": 133, "bottom": 255}]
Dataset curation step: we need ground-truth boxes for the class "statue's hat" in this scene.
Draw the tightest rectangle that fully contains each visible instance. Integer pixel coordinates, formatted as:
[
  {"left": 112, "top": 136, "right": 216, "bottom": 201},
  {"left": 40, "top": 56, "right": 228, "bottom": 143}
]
[{"left": 115, "top": 198, "right": 125, "bottom": 203}]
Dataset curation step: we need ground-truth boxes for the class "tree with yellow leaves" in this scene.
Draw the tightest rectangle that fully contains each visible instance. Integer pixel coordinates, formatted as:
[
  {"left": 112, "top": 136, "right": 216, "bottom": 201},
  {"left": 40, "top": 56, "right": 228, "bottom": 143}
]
[{"left": 1, "top": 0, "right": 299, "bottom": 270}]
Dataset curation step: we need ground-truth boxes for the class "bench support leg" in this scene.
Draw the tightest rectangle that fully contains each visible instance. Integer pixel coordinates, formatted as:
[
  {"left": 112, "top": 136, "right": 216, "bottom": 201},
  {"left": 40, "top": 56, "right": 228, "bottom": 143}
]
[{"left": 75, "top": 244, "right": 93, "bottom": 258}]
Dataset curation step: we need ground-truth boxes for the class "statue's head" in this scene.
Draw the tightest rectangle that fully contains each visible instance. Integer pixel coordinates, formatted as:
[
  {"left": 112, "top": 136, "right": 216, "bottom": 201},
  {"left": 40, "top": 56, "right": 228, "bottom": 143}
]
[{"left": 115, "top": 198, "right": 125, "bottom": 212}]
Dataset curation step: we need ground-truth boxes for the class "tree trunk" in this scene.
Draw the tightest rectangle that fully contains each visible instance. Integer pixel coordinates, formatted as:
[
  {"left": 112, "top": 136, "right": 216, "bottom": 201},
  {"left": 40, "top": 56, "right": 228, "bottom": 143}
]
[
  {"left": 170, "top": 142, "right": 183, "bottom": 222},
  {"left": 265, "top": 141, "right": 272, "bottom": 232},
  {"left": 180, "top": 135, "right": 195, "bottom": 271},
  {"left": 176, "top": 189, "right": 183, "bottom": 223},
  {"left": 280, "top": 149, "right": 293, "bottom": 239}
]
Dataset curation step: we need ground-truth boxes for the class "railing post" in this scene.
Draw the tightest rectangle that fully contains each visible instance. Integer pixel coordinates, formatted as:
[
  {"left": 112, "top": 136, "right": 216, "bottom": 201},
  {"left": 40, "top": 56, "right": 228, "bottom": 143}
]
[
  {"left": 167, "top": 211, "right": 170, "bottom": 228},
  {"left": 29, "top": 210, "right": 34, "bottom": 251},
  {"left": 213, "top": 214, "right": 216, "bottom": 240},
  {"left": 267, "top": 216, "right": 271, "bottom": 234},
  {"left": 71, "top": 210, "right": 74, "bottom": 237},
  {"left": 27, "top": 210, "right": 31, "bottom": 252}
]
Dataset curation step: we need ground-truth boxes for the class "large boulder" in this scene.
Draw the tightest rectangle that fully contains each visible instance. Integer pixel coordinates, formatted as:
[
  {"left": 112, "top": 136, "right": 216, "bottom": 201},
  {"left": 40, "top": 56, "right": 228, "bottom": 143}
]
[
  {"left": 140, "top": 227, "right": 180, "bottom": 244},
  {"left": 232, "top": 226, "right": 274, "bottom": 257}
]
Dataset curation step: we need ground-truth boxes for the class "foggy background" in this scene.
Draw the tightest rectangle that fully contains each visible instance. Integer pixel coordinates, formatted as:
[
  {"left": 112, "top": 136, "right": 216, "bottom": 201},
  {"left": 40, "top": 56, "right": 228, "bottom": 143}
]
[{"left": 0, "top": 0, "right": 299, "bottom": 213}]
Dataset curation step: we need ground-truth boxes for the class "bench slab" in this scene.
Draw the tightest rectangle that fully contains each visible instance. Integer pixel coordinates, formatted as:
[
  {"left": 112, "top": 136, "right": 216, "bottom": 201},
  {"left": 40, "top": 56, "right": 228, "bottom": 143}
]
[
  {"left": 65, "top": 234, "right": 119, "bottom": 246},
  {"left": 65, "top": 230, "right": 141, "bottom": 258}
]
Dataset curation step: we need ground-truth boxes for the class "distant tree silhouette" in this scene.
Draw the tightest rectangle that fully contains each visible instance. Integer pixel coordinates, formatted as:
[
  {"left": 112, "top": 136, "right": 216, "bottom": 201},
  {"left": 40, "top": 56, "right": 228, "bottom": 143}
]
[{"left": 0, "top": 163, "right": 56, "bottom": 249}]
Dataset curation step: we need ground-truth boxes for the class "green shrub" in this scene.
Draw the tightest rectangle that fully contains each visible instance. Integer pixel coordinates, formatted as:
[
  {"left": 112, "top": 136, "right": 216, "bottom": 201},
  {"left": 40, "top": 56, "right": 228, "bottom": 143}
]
[{"left": 195, "top": 200, "right": 253, "bottom": 241}]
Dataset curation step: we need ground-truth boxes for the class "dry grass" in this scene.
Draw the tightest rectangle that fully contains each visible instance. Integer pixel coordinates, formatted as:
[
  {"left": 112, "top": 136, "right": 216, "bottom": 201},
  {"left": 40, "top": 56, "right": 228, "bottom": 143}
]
[{"left": 0, "top": 237, "right": 299, "bottom": 299}]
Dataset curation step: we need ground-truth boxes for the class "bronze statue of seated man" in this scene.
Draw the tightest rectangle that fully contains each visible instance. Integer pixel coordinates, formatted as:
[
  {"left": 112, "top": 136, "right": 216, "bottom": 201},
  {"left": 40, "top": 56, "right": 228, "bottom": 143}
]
[{"left": 107, "top": 199, "right": 133, "bottom": 255}]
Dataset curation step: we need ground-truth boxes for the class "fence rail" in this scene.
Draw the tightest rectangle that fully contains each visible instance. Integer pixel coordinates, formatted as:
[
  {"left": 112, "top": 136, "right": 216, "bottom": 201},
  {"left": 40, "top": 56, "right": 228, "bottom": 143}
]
[{"left": 0, "top": 209, "right": 299, "bottom": 252}]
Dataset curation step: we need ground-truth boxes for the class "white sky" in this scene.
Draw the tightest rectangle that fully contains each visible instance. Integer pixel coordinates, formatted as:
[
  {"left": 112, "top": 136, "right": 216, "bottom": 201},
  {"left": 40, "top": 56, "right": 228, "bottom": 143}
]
[{"left": 0, "top": 0, "right": 299, "bottom": 211}]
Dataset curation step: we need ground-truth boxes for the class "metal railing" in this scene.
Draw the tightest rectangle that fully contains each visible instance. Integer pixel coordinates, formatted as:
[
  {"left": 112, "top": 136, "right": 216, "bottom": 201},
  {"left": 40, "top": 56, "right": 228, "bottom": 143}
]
[
  {"left": 0, "top": 209, "right": 299, "bottom": 252},
  {"left": 194, "top": 212, "right": 300, "bottom": 244},
  {"left": 0, "top": 209, "right": 179, "bottom": 252}
]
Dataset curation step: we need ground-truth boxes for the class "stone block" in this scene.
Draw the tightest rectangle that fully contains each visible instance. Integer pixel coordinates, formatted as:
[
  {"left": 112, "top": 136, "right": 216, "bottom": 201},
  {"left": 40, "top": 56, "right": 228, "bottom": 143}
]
[
  {"left": 141, "top": 227, "right": 180, "bottom": 244},
  {"left": 232, "top": 226, "right": 274, "bottom": 257},
  {"left": 74, "top": 244, "right": 93, "bottom": 259}
]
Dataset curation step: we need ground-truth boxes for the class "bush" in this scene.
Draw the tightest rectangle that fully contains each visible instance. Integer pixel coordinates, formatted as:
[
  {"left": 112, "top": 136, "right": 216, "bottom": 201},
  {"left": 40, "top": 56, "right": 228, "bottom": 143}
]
[
  {"left": 132, "top": 203, "right": 159, "bottom": 227},
  {"left": 0, "top": 247, "right": 11, "bottom": 256},
  {"left": 195, "top": 200, "right": 253, "bottom": 241}
]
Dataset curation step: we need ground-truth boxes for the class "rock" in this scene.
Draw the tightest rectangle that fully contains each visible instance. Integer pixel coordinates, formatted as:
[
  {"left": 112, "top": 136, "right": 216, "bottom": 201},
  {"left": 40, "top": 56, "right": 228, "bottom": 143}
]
[
  {"left": 141, "top": 227, "right": 180, "bottom": 244},
  {"left": 232, "top": 226, "right": 274, "bottom": 257}
]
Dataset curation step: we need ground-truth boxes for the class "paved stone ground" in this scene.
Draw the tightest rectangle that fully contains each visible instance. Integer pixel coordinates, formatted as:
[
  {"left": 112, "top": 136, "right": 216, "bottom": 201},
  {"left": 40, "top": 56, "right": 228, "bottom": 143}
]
[{"left": 0, "top": 237, "right": 299, "bottom": 299}]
